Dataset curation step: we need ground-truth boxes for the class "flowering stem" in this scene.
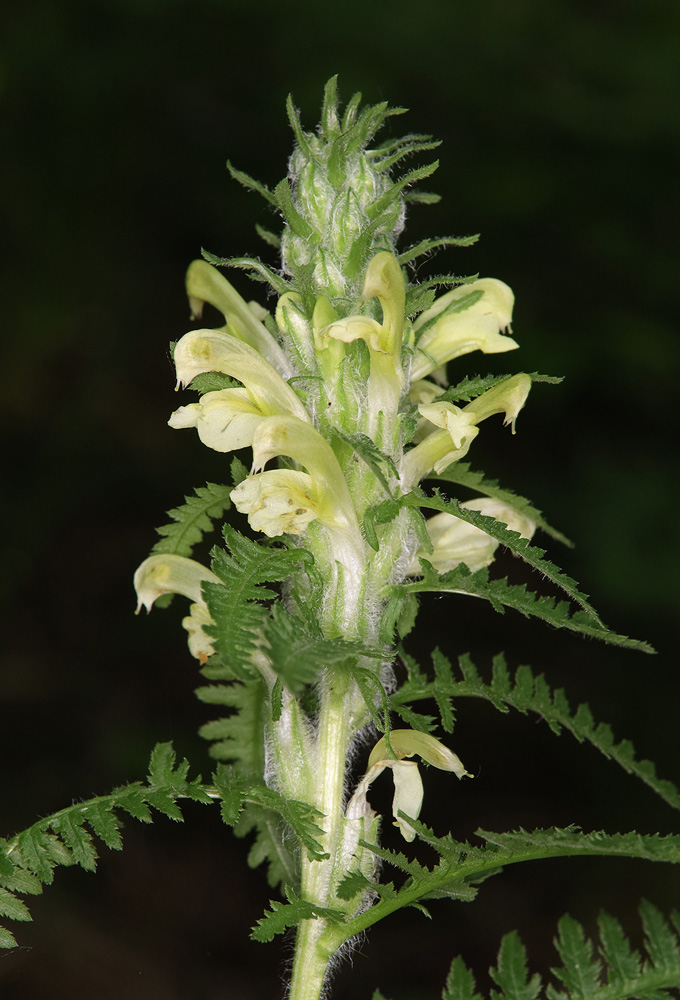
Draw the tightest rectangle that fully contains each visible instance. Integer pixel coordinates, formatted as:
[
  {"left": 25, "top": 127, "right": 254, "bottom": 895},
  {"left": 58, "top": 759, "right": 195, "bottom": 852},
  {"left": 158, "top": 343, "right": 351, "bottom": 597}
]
[{"left": 289, "top": 671, "right": 355, "bottom": 1000}]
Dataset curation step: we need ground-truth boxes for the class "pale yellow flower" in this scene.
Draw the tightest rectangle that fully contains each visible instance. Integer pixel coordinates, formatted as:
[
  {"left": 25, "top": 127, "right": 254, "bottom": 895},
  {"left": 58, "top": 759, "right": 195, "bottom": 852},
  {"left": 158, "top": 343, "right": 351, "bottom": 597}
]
[
  {"left": 411, "top": 278, "right": 517, "bottom": 381},
  {"left": 231, "top": 470, "right": 320, "bottom": 538},
  {"left": 409, "top": 498, "right": 537, "bottom": 575},
  {"left": 133, "top": 554, "right": 220, "bottom": 663}
]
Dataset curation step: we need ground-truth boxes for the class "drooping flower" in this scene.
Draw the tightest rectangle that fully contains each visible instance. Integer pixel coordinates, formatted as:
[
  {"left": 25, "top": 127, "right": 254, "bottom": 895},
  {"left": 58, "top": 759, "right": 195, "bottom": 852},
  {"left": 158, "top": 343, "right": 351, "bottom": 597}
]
[
  {"left": 133, "top": 554, "right": 220, "bottom": 663},
  {"left": 411, "top": 278, "right": 518, "bottom": 382},
  {"left": 409, "top": 498, "right": 537, "bottom": 575},
  {"left": 350, "top": 730, "right": 471, "bottom": 842},
  {"left": 231, "top": 470, "right": 320, "bottom": 537}
]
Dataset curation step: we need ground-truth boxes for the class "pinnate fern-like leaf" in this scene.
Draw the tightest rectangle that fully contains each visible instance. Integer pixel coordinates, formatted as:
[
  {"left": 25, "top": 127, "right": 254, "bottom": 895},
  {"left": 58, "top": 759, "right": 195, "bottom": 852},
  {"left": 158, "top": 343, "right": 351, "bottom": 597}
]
[
  {"left": 401, "top": 561, "right": 654, "bottom": 653},
  {"left": 0, "top": 743, "right": 214, "bottom": 949},
  {"left": 439, "top": 903, "right": 680, "bottom": 1000},
  {"left": 251, "top": 886, "right": 344, "bottom": 943},
  {"left": 151, "top": 482, "right": 232, "bottom": 559},
  {"left": 403, "top": 490, "right": 600, "bottom": 623},
  {"left": 432, "top": 462, "right": 573, "bottom": 547},
  {"left": 336, "top": 824, "right": 680, "bottom": 945},
  {"left": 390, "top": 651, "right": 680, "bottom": 811},
  {"left": 204, "top": 526, "right": 314, "bottom": 679},
  {"left": 263, "top": 604, "right": 383, "bottom": 693}
]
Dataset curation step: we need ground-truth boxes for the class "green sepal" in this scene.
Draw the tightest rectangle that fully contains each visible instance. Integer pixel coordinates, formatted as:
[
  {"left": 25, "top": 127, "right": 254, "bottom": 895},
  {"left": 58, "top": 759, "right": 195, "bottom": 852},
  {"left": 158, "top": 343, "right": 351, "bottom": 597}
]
[
  {"left": 226, "top": 160, "right": 277, "bottom": 205},
  {"left": 397, "top": 234, "right": 480, "bottom": 265}
]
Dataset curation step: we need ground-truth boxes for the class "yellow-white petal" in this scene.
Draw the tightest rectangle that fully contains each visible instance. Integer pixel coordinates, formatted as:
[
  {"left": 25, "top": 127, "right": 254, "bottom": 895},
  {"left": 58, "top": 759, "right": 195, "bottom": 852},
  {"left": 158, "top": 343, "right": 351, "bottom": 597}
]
[
  {"left": 168, "top": 387, "right": 264, "bottom": 452},
  {"left": 410, "top": 498, "right": 537, "bottom": 575},
  {"left": 133, "top": 554, "right": 220, "bottom": 663},
  {"left": 324, "top": 315, "right": 384, "bottom": 353},
  {"left": 412, "top": 279, "right": 517, "bottom": 381},
  {"left": 182, "top": 602, "right": 216, "bottom": 663},
  {"left": 185, "top": 260, "right": 289, "bottom": 373},
  {"left": 368, "top": 730, "right": 471, "bottom": 777},
  {"left": 134, "top": 554, "right": 220, "bottom": 611},
  {"left": 231, "top": 470, "right": 320, "bottom": 538},
  {"left": 386, "top": 760, "right": 423, "bottom": 842},
  {"left": 173, "top": 328, "right": 308, "bottom": 422}
]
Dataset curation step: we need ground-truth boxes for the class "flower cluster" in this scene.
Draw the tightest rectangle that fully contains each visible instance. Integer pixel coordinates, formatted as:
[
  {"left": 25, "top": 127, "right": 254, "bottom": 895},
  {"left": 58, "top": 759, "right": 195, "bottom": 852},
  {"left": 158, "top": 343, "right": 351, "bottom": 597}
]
[{"left": 132, "top": 88, "right": 536, "bottom": 840}]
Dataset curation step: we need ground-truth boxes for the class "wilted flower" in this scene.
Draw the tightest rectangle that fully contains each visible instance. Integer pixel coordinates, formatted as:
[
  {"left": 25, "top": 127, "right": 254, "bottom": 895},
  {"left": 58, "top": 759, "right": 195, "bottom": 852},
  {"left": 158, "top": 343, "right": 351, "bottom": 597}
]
[{"left": 353, "top": 730, "right": 471, "bottom": 842}]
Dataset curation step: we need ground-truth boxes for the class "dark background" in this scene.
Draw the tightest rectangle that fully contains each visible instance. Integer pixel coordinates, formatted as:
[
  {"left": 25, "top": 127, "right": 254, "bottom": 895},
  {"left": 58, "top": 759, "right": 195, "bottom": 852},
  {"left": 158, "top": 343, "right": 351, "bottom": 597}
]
[{"left": 1, "top": 1, "right": 679, "bottom": 997}]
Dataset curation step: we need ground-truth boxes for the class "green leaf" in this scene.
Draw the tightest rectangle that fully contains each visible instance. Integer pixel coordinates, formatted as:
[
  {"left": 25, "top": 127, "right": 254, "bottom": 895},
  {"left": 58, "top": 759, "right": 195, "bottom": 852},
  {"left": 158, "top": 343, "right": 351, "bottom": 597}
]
[
  {"left": 490, "top": 931, "right": 542, "bottom": 1000},
  {"left": 597, "top": 911, "right": 641, "bottom": 987},
  {"left": 432, "top": 462, "right": 572, "bottom": 547},
  {"left": 263, "top": 604, "right": 382, "bottom": 692},
  {"left": 331, "top": 429, "right": 398, "bottom": 497},
  {"left": 0, "top": 745, "right": 215, "bottom": 949},
  {"left": 0, "top": 925, "right": 17, "bottom": 949},
  {"left": 401, "top": 564, "right": 654, "bottom": 653},
  {"left": 391, "top": 651, "right": 680, "bottom": 811},
  {"left": 212, "top": 764, "right": 246, "bottom": 826},
  {"left": 226, "top": 160, "right": 277, "bottom": 205},
  {"left": 435, "top": 374, "right": 518, "bottom": 405},
  {"left": 403, "top": 489, "right": 600, "bottom": 623},
  {"left": 152, "top": 483, "right": 232, "bottom": 559},
  {"left": 398, "top": 234, "right": 479, "bottom": 266},
  {"left": 251, "top": 887, "right": 344, "bottom": 943},
  {"left": 552, "top": 916, "right": 602, "bottom": 999},
  {"left": 0, "top": 888, "right": 31, "bottom": 922},
  {"left": 187, "top": 371, "right": 241, "bottom": 394},
  {"left": 336, "top": 825, "right": 680, "bottom": 946},
  {"left": 369, "top": 160, "right": 440, "bottom": 219},
  {"left": 201, "top": 251, "right": 292, "bottom": 295},
  {"left": 444, "top": 956, "right": 484, "bottom": 1000},
  {"left": 246, "top": 787, "right": 328, "bottom": 862},
  {"left": 204, "top": 526, "right": 313, "bottom": 680}
]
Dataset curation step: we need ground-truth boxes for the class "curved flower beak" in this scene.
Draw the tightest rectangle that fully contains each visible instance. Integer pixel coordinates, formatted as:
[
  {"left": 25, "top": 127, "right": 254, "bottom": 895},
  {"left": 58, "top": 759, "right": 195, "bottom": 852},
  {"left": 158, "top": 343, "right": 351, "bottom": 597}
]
[
  {"left": 185, "top": 260, "right": 289, "bottom": 373},
  {"left": 411, "top": 278, "right": 517, "bottom": 381},
  {"left": 360, "top": 730, "right": 471, "bottom": 842},
  {"left": 168, "top": 387, "right": 265, "bottom": 453},
  {"left": 231, "top": 470, "right": 320, "bottom": 537},
  {"left": 173, "top": 328, "right": 309, "bottom": 423},
  {"left": 133, "top": 554, "right": 220, "bottom": 663},
  {"left": 400, "top": 374, "right": 532, "bottom": 488},
  {"left": 323, "top": 252, "right": 405, "bottom": 370},
  {"left": 409, "top": 498, "right": 537, "bottom": 575}
]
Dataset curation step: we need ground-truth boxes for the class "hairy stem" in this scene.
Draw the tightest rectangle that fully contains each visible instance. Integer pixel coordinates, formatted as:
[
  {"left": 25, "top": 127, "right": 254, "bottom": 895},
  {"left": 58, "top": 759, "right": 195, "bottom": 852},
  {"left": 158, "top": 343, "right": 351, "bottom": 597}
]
[{"left": 288, "top": 671, "right": 354, "bottom": 1000}]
